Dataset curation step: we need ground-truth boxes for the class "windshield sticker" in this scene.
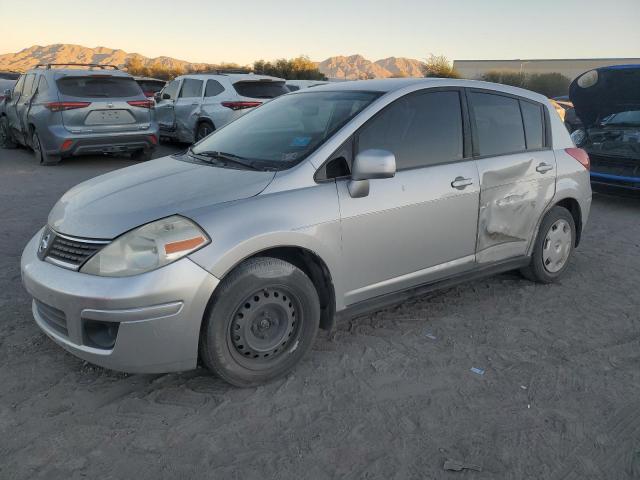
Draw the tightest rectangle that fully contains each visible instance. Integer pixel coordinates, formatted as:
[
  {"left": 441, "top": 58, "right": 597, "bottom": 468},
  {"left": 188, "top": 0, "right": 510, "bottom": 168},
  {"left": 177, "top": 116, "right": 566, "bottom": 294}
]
[
  {"left": 290, "top": 136, "right": 312, "bottom": 147},
  {"left": 282, "top": 152, "right": 298, "bottom": 161}
]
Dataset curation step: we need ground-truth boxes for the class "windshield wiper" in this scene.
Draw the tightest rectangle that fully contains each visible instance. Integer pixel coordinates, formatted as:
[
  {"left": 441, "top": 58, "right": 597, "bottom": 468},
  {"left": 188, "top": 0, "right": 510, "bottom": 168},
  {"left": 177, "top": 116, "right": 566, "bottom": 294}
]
[{"left": 190, "top": 149, "right": 263, "bottom": 171}]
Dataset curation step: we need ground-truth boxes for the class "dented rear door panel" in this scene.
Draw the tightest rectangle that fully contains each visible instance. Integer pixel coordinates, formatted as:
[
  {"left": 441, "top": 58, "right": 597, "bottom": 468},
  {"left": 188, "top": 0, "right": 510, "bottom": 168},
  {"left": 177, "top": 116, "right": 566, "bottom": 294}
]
[{"left": 475, "top": 150, "right": 556, "bottom": 263}]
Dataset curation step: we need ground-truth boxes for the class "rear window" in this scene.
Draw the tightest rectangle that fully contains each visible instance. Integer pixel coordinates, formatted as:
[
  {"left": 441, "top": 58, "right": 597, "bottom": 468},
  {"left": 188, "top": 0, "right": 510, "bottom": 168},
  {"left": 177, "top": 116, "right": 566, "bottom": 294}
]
[
  {"left": 0, "top": 72, "right": 20, "bottom": 80},
  {"left": 56, "top": 76, "right": 143, "bottom": 98},
  {"left": 233, "top": 81, "right": 288, "bottom": 99}
]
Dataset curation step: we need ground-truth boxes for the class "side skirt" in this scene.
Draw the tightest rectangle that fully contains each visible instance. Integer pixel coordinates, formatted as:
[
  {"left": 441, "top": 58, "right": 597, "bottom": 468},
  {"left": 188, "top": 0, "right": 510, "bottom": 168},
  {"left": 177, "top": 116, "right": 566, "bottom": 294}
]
[{"left": 334, "top": 256, "right": 530, "bottom": 323}]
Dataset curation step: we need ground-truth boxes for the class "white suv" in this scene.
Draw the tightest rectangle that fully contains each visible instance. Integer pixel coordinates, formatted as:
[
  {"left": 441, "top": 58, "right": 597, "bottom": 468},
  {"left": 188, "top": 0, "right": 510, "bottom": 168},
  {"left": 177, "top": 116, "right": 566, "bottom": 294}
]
[{"left": 155, "top": 72, "right": 287, "bottom": 143}]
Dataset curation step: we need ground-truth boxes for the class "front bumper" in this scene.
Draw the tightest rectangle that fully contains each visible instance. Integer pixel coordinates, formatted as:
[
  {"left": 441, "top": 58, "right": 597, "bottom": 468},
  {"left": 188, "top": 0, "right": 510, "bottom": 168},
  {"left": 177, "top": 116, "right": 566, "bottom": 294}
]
[
  {"left": 21, "top": 229, "right": 219, "bottom": 373},
  {"left": 589, "top": 154, "right": 640, "bottom": 190}
]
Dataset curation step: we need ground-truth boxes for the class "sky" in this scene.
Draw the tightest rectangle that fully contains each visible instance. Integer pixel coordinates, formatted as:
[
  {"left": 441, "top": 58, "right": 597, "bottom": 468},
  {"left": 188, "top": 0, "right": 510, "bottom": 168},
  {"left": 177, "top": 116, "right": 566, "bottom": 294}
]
[{"left": 1, "top": 0, "right": 639, "bottom": 64}]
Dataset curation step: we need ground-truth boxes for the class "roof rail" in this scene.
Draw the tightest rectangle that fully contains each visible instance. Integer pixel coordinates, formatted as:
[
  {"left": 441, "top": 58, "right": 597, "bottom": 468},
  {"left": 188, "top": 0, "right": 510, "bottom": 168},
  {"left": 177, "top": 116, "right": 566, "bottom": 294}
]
[
  {"left": 190, "top": 68, "right": 252, "bottom": 75},
  {"left": 34, "top": 63, "right": 120, "bottom": 70}
]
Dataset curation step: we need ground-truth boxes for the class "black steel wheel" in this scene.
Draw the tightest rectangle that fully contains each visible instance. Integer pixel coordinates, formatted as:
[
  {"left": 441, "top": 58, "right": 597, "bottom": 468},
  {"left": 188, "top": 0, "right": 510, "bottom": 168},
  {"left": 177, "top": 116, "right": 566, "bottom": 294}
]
[{"left": 199, "top": 257, "right": 320, "bottom": 387}]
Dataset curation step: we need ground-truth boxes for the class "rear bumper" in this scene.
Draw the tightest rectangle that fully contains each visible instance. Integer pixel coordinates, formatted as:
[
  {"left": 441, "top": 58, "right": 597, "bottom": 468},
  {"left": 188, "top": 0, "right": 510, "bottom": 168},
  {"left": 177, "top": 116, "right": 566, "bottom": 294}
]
[
  {"left": 21, "top": 228, "right": 219, "bottom": 373},
  {"left": 40, "top": 123, "right": 160, "bottom": 157}
]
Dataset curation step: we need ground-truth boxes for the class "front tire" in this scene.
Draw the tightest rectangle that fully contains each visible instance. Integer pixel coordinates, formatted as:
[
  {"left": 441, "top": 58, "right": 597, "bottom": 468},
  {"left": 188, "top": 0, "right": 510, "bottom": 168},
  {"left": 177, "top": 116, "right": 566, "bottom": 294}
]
[
  {"left": 195, "top": 121, "right": 214, "bottom": 142},
  {"left": 0, "top": 116, "right": 17, "bottom": 148},
  {"left": 199, "top": 257, "right": 320, "bottom": 387},
  {"left": 521, "top": 206, "right": 576, "bottom": 283}
]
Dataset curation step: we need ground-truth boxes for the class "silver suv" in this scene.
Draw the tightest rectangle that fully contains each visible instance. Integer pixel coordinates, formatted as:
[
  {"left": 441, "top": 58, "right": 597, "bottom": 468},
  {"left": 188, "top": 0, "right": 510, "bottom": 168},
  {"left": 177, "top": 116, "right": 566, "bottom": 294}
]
[
  {"left": 21, "top": 79, "right": 592, "bottom": 386},
  {"left": 155, "top": 72, "right": 288, "bottom": 143},
  {"left": 0, "top": 64, "right": 158, "bottom": 164}
]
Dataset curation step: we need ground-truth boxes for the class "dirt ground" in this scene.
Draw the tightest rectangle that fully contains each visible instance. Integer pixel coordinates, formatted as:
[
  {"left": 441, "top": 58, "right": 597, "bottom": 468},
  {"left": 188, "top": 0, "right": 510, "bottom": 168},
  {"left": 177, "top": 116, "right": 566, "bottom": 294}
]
[{"left": 1, "top": 145, "right": 639, "bottom": 480}]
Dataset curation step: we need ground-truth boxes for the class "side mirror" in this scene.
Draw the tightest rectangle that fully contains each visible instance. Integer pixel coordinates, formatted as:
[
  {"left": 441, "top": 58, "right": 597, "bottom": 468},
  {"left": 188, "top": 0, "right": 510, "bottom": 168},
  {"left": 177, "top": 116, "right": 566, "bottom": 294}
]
[
  {"left": 3, "top": 89, "right": 11, "bottom": 100},
  {"left": 348, "top": 149, "right": 396, "bottom": 198},
  {"left": 162, "top": 93, "right": 171, "bottom": 100}
]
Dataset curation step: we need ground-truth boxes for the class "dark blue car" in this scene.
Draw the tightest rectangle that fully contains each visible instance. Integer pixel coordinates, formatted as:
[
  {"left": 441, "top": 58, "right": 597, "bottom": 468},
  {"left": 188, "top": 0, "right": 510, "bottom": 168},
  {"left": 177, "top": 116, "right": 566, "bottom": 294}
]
[{"left": 570, "top": 64, "right": 640, "bottom": 191}]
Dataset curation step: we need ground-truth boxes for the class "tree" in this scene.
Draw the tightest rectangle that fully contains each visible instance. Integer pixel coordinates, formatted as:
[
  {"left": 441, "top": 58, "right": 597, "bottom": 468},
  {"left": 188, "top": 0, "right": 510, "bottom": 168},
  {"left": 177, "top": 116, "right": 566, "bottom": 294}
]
[
  {"left": 481, "top": 70, "right": 525, "bottom": 87},
  {"left": 481, "top": 70, "right": 570, "bottom": 97},
  {"left": 253, "top": 56, "right": 327, "bottom": 80},
  {"left": 421, "top": 54, "right": 460, "bottom": 78}
]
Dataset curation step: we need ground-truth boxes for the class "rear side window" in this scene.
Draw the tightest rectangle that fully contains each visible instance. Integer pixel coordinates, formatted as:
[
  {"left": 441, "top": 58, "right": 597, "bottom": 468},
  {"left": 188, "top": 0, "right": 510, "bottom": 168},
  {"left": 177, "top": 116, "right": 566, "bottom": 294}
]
[
  {"left": 233, "top": 81, "right": 288, "bottom": 99},
  {"left": 22, "top": 74, "right": 35, "bottom": 96},
  {"left": 205, "top": 80, "right": 224, "bottom": 97},
  {"left": 520, "top": 100, "right": 544, "bottom": 150},
  {"left": 358, "top": 91, "right": 464, "bottom": 170},
  {"left": 56, "top": 76, "right": 142, "bottom": 98},
  {"left": 179, "top": 79, "right": 203, "bottom": 98},
  {"left": 470, "top": 92, "right": 526, "bottom": 156}
]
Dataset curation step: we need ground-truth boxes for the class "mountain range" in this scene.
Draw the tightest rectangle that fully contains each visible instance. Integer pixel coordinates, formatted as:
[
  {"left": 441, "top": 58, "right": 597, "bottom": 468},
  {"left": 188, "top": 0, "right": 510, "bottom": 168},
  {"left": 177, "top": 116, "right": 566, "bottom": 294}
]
[{"left": 0, "top": 44, "right": 425, "bottom": 79}]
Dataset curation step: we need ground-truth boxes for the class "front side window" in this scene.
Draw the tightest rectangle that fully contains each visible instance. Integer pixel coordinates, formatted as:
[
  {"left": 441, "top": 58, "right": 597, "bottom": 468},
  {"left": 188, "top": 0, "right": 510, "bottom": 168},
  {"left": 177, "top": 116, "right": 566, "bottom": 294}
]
[
  {"left": 357, "top": 91, "right": 464, "bottom": 169},
  {"left": 56, "top": 76, "right": 142, "bottom": 98},
  {"left": 22, "top": 74, "right": 35, "bottom": 96},
  {"left": 179, "top": 79, "right": 203, "bottom": 98},
  {"left": 470, "top": 92, "right": 526, "bottom": 156},
  {"left": 190, "top": 90, "right": 380, "bottom": 168},
  {"left": 161, "top": 80, "right": 180, "bottom": 100}
]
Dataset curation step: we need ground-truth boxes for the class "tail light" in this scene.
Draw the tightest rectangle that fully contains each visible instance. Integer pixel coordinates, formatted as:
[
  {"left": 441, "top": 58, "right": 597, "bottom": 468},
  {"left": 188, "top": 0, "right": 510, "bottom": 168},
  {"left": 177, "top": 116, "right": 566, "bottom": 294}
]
[
  {"left": 221, "top": 101, "right": 262, "bottom": 111},
  {"left": 565, "top": 148, "right": 590, "bottom": 170},
  {"left": 60, "top": 139, "right": 74, "bottom": 151},
  {"left": 127, "top": 100, "right": 154, "bottom": 109},
  {"left": 45, "top": 101, "right": 91, "bottom": 112},
  {"left": 148, "top": 134, "right": 158, "bottom": 145}
]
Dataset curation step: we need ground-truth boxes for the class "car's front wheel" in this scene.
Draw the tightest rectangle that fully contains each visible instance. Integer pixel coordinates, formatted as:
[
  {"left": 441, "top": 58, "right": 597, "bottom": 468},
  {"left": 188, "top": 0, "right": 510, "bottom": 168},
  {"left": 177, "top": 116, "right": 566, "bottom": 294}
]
[
  {"left": 195, "top": 121, "right": 214, "bottom": 142},
  {"left": 0, "top": 116, "right": 17, "bottom": 149},
  {"left": 521, "top": 206, "right": 576, "bottom": 283},
  {"left": 199, "top": 257, "right": 320, "bottom": 387}
]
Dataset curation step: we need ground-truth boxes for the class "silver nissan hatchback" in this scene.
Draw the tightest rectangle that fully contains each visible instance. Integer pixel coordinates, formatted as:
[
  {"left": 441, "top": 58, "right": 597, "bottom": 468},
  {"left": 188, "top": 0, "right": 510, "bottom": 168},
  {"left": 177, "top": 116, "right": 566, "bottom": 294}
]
[{"left": 21, "top": 79, "right": 592, "bottom": 386}]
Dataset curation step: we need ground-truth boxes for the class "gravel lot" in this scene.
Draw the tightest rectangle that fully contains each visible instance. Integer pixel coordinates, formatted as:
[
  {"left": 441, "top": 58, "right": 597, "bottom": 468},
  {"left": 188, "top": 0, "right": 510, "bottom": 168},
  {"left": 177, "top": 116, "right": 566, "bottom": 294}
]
[{"left": 1, "top": 145, "right": 639, "bottom": 479}]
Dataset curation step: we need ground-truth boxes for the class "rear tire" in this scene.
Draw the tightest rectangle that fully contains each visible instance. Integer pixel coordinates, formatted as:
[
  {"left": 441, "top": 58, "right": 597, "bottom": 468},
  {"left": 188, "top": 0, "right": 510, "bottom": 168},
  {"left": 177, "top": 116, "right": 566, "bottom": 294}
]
[
  {"left": 199, "top": 257, "right": 320, "bottom": 387},
  {"left": 131, "top": 148, "right": 153, "bottom": 161},
  {"left": 0, "top": 116, "right": 17, "bottom": 149},
  {"left": 32, "top": 131, "right": 60, "bottom": 166},
  {"left": 195, "top": 121, "right": 214, "bottom": 142},
  {"left": 521, "top": 206, "right": 576, "bottom": 283}
]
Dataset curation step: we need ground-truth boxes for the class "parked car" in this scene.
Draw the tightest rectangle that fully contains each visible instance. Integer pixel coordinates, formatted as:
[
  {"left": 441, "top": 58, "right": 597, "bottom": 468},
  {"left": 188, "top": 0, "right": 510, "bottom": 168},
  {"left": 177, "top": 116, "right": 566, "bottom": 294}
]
[
  {"left": 552, "top": 96, "right": 582, "bottom": 133},
  {"left": 154, "top": 72, "right": 287, "bottom": 143},
  {"left": 134, "top": 76, "right": 166, "bottom": 98},
  {"left": 569, "top": 65, "right": 640, "bottom": 190},
  {"left": 0, "top": 63, "right": 158, "bottom": 164},
  {"left": 0, "top": 71, "right": 20, "bottom": 105},
  {"left": 21, "top": 78, "right": 591, "bottom": 386},
  {"left": 285, "top": 79, "right": 329, "bottom": 91}
]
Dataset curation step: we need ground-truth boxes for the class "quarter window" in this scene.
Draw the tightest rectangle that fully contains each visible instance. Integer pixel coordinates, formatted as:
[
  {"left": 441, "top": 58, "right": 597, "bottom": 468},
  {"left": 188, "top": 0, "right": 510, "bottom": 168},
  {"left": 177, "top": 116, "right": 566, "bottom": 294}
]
[
  {"left": 357, "top": 91, "right": 464, "bottom": 170},
  {"left": 520, "top": 100, "right": 544, "bottom": 150},
  {"left": 470, "top": 92, "right": 526, "bottom": 156},
  {"left": 179, "top": 79, "right": 203, "bottom": 98},
  {"left": 205, "top": 80, "right": 225, "bottom": 97}
]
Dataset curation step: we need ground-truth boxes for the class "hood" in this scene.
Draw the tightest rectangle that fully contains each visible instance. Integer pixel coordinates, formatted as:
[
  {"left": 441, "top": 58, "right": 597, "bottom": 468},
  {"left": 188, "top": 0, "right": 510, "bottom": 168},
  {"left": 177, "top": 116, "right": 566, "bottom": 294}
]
[
  {"left": 49, "top": 155, "right": 275, "bottom": 238},
  {"left": 570, "top": 65, "right": 640, "bottom": 127}
]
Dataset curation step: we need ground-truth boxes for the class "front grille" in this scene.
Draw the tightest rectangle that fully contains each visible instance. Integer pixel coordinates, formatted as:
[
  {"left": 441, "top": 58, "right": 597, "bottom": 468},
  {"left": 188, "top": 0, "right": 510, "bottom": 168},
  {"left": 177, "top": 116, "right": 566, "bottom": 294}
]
[
  {"left": 35, "top": 300, "right": 68, "bottom": 336},
  {"left": 39, "top": 228, "right": 110, "bottom": 270}
]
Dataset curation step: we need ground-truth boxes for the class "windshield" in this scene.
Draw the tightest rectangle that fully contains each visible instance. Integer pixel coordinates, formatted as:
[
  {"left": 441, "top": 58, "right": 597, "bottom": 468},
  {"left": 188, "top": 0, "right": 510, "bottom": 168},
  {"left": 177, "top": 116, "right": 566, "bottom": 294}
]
[
  {"left": 190, "top": 90, "right": 381, "bottom": 168},
  {"left": 601, "top": 110, "right": 640, "bottom": 127}
]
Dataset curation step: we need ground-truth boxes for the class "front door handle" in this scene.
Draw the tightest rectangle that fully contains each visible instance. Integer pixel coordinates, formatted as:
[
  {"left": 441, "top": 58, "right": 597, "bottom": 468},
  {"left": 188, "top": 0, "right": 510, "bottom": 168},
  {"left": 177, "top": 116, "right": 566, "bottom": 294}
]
[
  {"left": 451, "top": 176, "right": 473, "bottom": 190},
  {"left": 536, "top": 162, "right": 553, "bottom": 174}
]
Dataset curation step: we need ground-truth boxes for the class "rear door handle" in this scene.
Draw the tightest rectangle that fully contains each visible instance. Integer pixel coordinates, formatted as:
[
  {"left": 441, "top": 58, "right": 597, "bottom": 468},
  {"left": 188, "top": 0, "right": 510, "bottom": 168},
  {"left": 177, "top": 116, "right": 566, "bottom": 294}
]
[
  {"left": 451, "top": 176, "right": 473, "bottom": 190},
  {"left": 536, "top": 162, "right": 553, "bottom": 173}
]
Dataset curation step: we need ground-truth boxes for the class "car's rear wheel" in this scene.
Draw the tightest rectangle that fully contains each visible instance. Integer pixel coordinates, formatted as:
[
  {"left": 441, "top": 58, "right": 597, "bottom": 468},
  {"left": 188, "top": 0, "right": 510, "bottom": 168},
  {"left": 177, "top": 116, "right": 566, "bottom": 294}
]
[
  {"left": 0, "top": 116, "right": 17, "bottom": 149},
  {"left": 131, "top": 148, "right": 153, "bottom": 161},
  {"left": 199, "top": 257, "right": 320, "bottom": 387},
  {"left": 195, "top": 121, "right": 214, "bottom": 142},
  {"left": 32, "top": 131, "right": 60, "bottom": 166},
  {"left": 521, "top": 206, "right": 576, "bottom": 283}
]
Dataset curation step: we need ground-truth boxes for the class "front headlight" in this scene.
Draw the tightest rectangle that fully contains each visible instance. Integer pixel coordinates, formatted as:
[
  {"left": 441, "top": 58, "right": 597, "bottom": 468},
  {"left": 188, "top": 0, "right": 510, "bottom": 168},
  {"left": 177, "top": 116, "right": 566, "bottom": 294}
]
[
  {"left": 570, "top": 129, "right": 587, "bottom": 147},
  {"left": 81, "top": 215, "right": 209, "bottom": 277}
]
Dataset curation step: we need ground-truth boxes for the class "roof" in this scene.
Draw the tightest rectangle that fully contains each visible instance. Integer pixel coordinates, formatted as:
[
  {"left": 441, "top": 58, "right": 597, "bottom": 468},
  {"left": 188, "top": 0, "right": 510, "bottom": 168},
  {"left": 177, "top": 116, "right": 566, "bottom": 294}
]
[
  {"left": 178, "top": 73, "right": 284, "bottom": 82},
  {"left": 133, "top": 76, "right": 166, "bottom": 82},
  {"left": 306, "top": 78, "right": 549, "bottom": 102}
]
